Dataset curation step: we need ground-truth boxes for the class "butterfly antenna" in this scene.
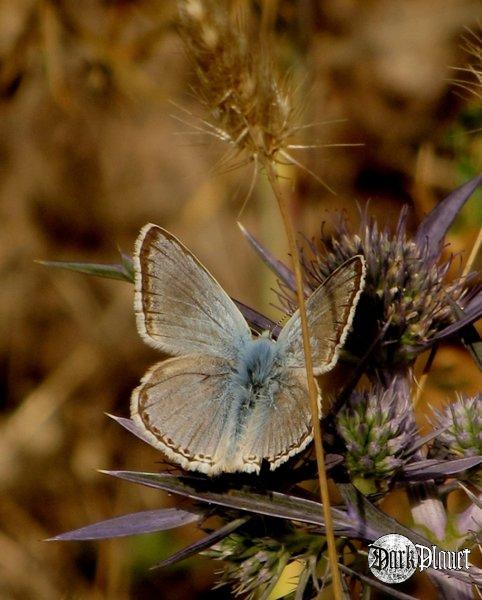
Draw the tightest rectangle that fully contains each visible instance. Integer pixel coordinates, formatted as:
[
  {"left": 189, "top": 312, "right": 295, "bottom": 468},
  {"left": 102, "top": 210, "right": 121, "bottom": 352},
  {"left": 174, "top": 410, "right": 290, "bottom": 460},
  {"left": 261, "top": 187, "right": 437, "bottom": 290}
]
[
  {"left": 263, "top": 312, "right": 288, "bottom": 340},
  {"left": 277, "top": 313, "right": 290, "bottom": 326}
]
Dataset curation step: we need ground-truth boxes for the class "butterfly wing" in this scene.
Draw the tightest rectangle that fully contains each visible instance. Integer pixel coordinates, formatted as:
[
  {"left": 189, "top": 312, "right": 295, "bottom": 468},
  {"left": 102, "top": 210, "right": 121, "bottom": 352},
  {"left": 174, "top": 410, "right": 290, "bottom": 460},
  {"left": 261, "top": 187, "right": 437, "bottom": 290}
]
[
  {"left": 277, "top": 255, "right": 366, "bottom": 375},
  {"left": 132, "top": 353, "right": 317, "bottom": 475},
  {"left": 131, "top": 354, "right": 246, "bottom": 475},
  {"left": 134, "top": 224, "right": 251, "bottom": 359},
  {"left": 235, "top": 257, "right": 365, "bottom": 471},
  {"left": 239, "top": 367, "right": 317, "bottom": 472}
]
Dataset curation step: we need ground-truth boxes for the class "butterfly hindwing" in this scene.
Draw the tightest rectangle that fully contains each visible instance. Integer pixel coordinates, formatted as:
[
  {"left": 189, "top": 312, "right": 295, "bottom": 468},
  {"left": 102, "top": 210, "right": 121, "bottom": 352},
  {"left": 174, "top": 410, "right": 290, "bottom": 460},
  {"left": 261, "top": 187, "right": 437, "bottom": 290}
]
[
  {"left": 132, "top": 354, "right": 318, "bottom": 475},
  {"left": 132, "top": 354, "right": 243, "bottom": 475}
]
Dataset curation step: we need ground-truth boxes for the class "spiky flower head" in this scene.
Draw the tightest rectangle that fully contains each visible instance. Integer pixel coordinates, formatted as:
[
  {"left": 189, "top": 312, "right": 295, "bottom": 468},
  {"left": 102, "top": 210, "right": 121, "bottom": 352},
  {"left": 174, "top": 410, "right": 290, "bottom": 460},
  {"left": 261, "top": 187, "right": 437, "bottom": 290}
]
[
  {"left": 284, "top": 207, "right": 470, "bottom": 369},
  {"left": 432, "top": 393, "right": 482, "bottom": 461},
  {"left": 178, "top": 0, "right": 297, "bottom": 164},
  {"left": 336, "top": 378, "right": 418, "bottom": 495},
  {"left": 205, "top": 524, "right": 324, "bottom": 599}
]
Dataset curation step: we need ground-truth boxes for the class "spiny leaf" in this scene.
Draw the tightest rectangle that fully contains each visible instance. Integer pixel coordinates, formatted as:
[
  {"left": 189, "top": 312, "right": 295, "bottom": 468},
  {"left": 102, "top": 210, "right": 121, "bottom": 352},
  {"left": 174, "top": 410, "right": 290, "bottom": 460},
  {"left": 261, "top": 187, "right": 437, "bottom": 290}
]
[
  {"left": 414, "top": 174, "right": 482, "bottom": 261},
  {"left": 339, "top": 483, "right": 482, "bottom": 586},
  {"left": 401, "top": 456, "right": 482, "bottom": 480},
  {"left": 408, "top": 428, "right": 448, "bottom": 454},
  {"left": 106, "top": 414, "right": 155, "bottom": 446},
  {"left": 238, "top": 222, "right": 298, "bottom": 291},
  {"left": 151, "top": 517, "right": 248, "bottom": 570},
  {"left": 233, "top": 299, "right": 280, "bottom": 335},
  {"left": 100, "top": 470, "right": 352, "bottom": 533},
  {"left": 338, "top": 564, "right": 417, "bottom": 600},
  {"left": 430, "top": 300, "right": 482, "bottom": 343},
  {"left": 37, "top": 259, "right": 135, "bottom": 283},
  {"left": 47, "top": 508, "right": 200, "bottom": 541},
  {"left": 458, "top": 483, "right": 482, "bottom": 510},
  {"left": 448, "top": 300, "right": 482, "bottom": 371}
]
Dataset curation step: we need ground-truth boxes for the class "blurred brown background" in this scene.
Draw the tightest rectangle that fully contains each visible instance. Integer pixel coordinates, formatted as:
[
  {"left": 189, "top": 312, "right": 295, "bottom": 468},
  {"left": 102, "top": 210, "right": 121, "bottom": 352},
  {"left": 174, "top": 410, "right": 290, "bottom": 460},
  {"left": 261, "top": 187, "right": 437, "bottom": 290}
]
[{"left": 1, "top": 1, "right": 481, "bottom": 598}]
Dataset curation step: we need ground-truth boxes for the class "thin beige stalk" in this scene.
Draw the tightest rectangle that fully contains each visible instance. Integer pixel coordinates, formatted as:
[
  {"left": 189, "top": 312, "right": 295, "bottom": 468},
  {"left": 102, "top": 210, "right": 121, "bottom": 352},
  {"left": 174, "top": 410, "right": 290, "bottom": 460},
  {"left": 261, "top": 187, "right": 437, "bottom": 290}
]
[
  {"left": 462, "top": 227, "right": 482, "bottom": 278},
  {"left": 414, "top": 226, "right": 482, "bottom": 408},
  {"left": 177, "top": 5, "right": 343, "bottom": 590},
  {"left": 264, "top": 160, "right": 343, "bottom": 600}
]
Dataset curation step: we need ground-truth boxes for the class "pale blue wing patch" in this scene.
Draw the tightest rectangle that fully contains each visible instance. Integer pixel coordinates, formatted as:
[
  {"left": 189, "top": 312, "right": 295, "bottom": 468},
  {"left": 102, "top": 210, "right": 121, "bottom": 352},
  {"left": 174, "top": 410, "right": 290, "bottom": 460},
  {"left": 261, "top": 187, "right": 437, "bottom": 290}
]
[
  {"left": 131, "top": 354, "right": 246, "bottom": 476},
  {"left": 239, "top": 366, "right": 318, "bottom": 471},
  {"left": 277, "top": 255, "right": 366, "bottom": 375},
  {"left": 226, "top": 338, "right": 318, "bottom": 472},
  {"left": 134, "top": 224, "right": 251, "bottom": 360}
]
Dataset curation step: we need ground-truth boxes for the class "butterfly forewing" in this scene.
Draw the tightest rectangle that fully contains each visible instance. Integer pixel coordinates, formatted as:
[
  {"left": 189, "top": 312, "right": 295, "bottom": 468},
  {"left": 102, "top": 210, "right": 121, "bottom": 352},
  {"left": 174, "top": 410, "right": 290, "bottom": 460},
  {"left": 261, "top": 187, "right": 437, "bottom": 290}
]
[
  {"left": 134, "top": 224, "right": 251, "bottom": 359},
  {"left": 277, "top": 255, "right": 366, "bottom": 375}
]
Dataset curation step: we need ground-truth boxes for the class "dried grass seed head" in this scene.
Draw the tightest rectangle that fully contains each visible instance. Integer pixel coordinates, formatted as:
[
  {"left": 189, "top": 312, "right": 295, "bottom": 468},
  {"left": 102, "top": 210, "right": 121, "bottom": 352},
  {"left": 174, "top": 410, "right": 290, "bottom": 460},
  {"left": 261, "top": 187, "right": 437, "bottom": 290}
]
[
  {"left": 178, "top": 0, "right": 297, "bottom": 163},
  {"left": 454, "top": 28, "right": 482, "bottom": 98}
]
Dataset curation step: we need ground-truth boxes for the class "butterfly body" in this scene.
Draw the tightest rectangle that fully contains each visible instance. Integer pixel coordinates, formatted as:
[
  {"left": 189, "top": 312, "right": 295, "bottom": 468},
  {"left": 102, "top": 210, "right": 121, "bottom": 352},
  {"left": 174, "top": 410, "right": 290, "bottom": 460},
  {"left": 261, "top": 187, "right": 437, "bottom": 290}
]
[
  {"left": 131, "top": 224, "right": 365, "bottom": 476},
  {"left": 227, "top": 337, "right": 287, "bottom": 467},
  {"left": 232, "top": 336, "right": 280, "bottom": 403}
]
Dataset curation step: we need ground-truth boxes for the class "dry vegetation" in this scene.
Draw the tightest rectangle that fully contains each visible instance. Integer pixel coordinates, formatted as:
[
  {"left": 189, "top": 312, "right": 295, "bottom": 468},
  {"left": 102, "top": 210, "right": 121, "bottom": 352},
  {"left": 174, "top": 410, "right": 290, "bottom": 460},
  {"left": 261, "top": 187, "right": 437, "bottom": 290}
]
[{"left": 1, "top": 1, "right": 481, "bottom": 598}]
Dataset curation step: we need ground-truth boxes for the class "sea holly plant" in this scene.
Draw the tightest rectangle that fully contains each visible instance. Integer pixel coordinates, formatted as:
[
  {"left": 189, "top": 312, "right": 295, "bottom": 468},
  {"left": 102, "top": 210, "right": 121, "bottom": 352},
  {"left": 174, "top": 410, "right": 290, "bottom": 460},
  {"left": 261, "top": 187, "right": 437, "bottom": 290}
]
[
  {"left": 44, "top": 175, "right": 482, "bottom": 598},
  {"left": 249, "top": 175, "right": 482, "bottom": 373},
  {"left": 42, "top": 2, "right": 482, "bottom": 597}
]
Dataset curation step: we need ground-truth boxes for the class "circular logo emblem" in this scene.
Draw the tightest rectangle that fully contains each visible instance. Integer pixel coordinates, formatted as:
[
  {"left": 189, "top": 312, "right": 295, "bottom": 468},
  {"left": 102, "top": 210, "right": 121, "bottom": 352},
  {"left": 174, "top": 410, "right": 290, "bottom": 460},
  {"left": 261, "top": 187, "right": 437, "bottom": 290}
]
[{"left": 368, "top": 534, "right": 418, "bottom": 584}]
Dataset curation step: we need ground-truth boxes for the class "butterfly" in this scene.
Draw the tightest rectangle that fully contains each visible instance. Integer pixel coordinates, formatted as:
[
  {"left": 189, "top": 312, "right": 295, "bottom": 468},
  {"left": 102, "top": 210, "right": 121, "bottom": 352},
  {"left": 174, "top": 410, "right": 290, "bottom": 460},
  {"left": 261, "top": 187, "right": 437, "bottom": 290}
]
[{"left": 131, "top": 224, "right": 366, "bottom": 476}]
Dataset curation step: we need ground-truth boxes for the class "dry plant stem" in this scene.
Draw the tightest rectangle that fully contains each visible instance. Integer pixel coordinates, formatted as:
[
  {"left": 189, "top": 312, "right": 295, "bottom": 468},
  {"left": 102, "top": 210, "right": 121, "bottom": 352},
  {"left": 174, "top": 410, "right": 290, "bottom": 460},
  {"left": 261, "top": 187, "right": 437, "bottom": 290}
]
[
  {"left": 414, "top": 225, "right": 482, "bottom": 406},
  {"left": 463, "top": 227, "right": 482, "bottom": 278},
  {"left": 264, "top": 160, "right": 343, "bottom": 600}
]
